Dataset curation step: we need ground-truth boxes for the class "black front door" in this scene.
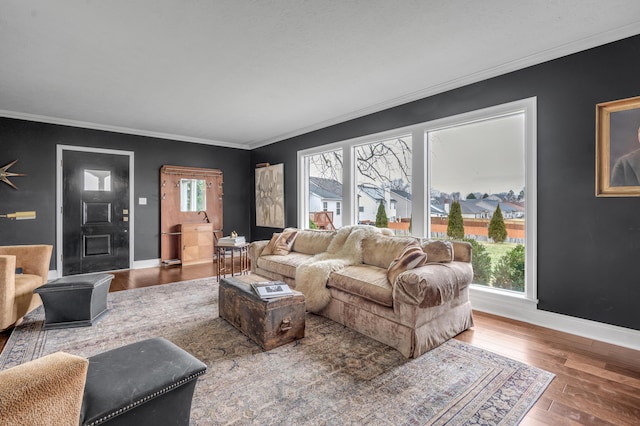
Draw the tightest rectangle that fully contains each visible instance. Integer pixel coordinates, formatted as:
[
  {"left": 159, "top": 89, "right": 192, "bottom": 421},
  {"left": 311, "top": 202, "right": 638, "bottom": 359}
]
[{"left": 63, "top": 150, "right": 130, "bottom": 275}]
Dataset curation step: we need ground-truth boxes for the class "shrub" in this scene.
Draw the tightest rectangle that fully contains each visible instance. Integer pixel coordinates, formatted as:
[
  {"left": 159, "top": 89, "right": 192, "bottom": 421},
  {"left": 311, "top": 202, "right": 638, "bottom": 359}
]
[
  {"left": 493, "top": 244, "right": 525, "bottom": 291},
  {"left": 309, "top": 219, "right": 318, "bottom": 229},
  {"left": 463, "top": 238, "right": 492, "bottom": 285}
]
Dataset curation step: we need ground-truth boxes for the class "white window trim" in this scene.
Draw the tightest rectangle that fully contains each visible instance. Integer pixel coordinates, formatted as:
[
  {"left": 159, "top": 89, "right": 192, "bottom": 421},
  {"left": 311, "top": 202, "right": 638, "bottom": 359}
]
[
  {"left": 422, "top": 97, "right": 537, "bottom": 303},
  {"left": 297, "top": 97, "right": 537, "bottom": 303}
]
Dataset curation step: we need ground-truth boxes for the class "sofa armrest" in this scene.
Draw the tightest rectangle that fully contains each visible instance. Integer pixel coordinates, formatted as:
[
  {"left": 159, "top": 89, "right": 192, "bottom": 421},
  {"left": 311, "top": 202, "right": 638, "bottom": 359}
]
[
  {"left": 0, "top": 245, "right": 53, "bottom": 284},
  {"left": 393, "top": 262, "right": 473, "bottom": 308},
  {"left": 248, "top": 240, "right": 269, "bottom": 272},
  {"left": 0, "top": 255, "right": 17, "bottom": 329},
  {"left": 0, "top": 351, "right": 88, "bottom": 425}
]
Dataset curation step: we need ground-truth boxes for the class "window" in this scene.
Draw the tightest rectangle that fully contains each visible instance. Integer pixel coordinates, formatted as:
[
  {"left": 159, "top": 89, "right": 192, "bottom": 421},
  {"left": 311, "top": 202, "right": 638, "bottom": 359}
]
[
  {"left": 336, "top": 202, "right": 341, "bottom": 215},
  {"left": 424, "top": 98, "right": 536, "bottom": 301},
  {"left": 300, "top": 148, "right": 343, "bottom": 229},
  {"left": 428, "top": 113, "right": 525, "bottom": 292},
  {"left": 354, "top": 136, "right": 412, "bottom": 227},
  {"left": 84, "top": 169, "right": 111, "bottom": 191},
  {"left": 298, "top": 97, "right": 536, "bottom": 301}
]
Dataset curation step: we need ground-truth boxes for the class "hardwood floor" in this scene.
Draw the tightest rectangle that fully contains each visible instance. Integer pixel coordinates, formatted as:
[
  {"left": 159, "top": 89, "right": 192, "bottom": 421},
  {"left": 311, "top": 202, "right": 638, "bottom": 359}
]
[{"left": 1, "top": 265, "right": 638, "bottom": 425}]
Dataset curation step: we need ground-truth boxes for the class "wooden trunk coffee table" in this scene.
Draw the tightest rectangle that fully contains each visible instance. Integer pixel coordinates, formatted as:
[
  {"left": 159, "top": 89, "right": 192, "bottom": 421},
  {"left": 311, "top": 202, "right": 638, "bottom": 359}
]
[{"left": 218, "top": 275, "right": 305, "bottom": 351}]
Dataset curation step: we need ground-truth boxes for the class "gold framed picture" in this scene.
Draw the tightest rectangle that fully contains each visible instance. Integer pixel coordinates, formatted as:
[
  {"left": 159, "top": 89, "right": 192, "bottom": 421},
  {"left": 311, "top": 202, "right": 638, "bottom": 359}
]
[{"left": 596, "top": 95, "right": 640, "bottom": 196}]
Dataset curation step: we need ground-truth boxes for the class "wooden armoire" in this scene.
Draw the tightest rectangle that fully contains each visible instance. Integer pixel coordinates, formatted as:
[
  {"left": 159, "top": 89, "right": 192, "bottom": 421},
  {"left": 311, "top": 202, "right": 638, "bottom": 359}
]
[{"left": 160, "top": 165, "right": 223, "bottom": 265}]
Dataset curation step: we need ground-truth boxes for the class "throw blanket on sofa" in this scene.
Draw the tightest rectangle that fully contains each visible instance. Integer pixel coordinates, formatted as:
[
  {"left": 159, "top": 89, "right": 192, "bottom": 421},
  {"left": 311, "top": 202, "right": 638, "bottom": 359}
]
[{"left": 295, "top": 226, "right": 390, "bottom": 312}]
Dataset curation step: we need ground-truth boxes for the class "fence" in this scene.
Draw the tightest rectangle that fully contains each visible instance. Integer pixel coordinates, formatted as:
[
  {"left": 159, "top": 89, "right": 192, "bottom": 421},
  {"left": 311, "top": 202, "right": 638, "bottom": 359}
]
[{"left": 430, "top": 217, "right": 524, "bottom": 243}]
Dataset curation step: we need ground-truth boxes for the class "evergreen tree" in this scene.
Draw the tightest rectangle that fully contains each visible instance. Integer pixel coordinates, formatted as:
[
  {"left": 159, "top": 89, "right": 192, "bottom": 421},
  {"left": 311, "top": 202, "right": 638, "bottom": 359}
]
[
  {"left": 466, "top": 193, "right": 476, "bottom": 199},
  {"left": 446, "top": 201, "right": 464, "bottom": 239},
  {"left": 375, "top": 201, "right": 388, "bottom": 228},
  {"left": 488, "top": 204, "right": 508, "bottom": 243}
]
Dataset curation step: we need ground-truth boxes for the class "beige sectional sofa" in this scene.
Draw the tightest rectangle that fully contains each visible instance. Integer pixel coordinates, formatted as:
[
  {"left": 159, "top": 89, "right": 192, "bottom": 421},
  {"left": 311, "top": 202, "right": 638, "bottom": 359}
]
[{"left": 248, "top": 226, "right": 474, "bottom": 358}]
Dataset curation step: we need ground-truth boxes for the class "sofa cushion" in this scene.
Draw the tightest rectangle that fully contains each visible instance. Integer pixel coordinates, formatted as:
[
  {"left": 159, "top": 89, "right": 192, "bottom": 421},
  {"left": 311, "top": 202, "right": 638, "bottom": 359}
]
[
  {"left": 328, "top": 265, "right": 393, "bottom": 307},
  {"left": 16, "top": 274, "right": 45, "bottom": 296},
  {"left": 387, "top": 242, "right": 427, "bottom": 285},
  {"left": 291, "top": 229, "right": 336, "bottom": 255},
  {"left": 272, "top": 229, "right": 298, "bottom": 255},
  {"left": 362, "top": 235, "right": 417, "bottom": 269},
  {"left": 257, "top": 252, "right": 314, "bottom": 278},
  {"left": 420, "top": 240, "right": 454, "bottom": 263},
  {"left": 261, "top": 233, "right": 281, "bottom": 256}
]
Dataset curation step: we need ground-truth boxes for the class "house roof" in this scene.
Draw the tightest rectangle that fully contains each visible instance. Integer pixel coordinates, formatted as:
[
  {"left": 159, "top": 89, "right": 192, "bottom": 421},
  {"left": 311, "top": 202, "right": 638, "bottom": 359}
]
[
  {"left": 390, "top": 189, "right": 412, "bottom": 202},
  {"left": 358, "top": 184, "right": 385, "bottom": 202},
  {"left": 309, "top": 177, "right": 342, "bottom": 200}
]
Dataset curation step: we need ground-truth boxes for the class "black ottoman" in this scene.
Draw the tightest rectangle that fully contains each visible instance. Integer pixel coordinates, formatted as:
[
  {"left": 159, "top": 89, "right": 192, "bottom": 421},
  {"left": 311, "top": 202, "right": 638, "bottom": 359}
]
[
  {"left": 34, "top": 273, "right": 114, "bottom": 329},
  {"left": 80, "top": 337, "right": 207, "bottom": 426}
]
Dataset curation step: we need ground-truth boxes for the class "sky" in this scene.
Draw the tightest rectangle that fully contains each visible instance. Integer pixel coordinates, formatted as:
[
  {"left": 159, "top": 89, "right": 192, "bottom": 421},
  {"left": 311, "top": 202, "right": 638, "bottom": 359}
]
[
  {"left": 307, "top": 112, "right": 526, "bottom": 197},
  {"left": 429, "top": 113, "right": 525, "bottom": 196}
]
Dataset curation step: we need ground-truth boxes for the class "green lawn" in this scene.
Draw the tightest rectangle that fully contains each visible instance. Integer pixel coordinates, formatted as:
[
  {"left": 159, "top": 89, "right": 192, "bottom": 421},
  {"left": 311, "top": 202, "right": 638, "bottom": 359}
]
[{"left": 481, "top": 241, "right": 518, "bottom": 264}]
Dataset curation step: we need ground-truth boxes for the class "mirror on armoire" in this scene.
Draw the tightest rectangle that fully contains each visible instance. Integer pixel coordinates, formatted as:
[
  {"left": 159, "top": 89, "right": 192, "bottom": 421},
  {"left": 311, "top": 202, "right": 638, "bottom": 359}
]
[{"left": 160, "top": 165, "right": 223, "bottom": 265}]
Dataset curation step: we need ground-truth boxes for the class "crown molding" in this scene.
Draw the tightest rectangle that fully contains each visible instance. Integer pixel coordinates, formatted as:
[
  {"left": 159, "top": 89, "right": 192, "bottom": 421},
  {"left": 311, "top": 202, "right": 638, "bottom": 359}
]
[
  {"left": 248, "top": 23, "right": 640, "bottom": 149},
  {"left": 0, "top": 109, "right": 250, "bottom": 150},
  {"left": 2, "top": 23, "right": 639, "bottom": 151}
]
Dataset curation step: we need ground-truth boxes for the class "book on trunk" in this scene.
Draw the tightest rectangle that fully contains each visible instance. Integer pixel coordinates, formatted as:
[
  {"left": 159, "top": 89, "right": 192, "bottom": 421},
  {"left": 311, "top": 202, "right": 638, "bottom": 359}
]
[{"left": 251, "top": 281, "right": 293, "bottom": 299}]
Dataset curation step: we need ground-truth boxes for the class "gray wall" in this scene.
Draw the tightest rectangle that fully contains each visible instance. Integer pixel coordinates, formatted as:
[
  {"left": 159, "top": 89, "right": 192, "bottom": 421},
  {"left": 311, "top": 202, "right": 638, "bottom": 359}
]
[
  {"left": 0, "top": 118, "right": 252, "bottom": 265},
  {"left": 251, "top": 35, "right": 640, "bottom": 331}
]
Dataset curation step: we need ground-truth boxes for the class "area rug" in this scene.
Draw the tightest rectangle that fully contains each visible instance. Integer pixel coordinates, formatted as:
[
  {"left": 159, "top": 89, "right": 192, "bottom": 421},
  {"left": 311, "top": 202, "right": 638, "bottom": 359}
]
[{"left": 1, "top": 278, "right": 553, "bottom": 425}]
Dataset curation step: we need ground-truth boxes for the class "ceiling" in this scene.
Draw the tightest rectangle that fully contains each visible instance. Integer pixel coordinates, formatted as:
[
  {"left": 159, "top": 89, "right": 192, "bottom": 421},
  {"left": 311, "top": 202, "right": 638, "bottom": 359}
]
[{"left": 1, "top": 1, "right": 640, "bottom": 150}]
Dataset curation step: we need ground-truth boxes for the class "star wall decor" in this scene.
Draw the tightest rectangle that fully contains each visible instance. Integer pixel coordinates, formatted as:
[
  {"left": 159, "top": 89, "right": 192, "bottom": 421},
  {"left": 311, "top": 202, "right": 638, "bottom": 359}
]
[{"left": 0, "top": 159, "right": 26, "bottom": 190}]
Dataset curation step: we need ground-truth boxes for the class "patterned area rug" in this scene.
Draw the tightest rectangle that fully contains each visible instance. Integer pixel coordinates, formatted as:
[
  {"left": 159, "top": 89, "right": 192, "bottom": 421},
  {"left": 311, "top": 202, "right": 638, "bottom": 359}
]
[{"left": 1, "top": 278, "right": 553, "bottom": 425}]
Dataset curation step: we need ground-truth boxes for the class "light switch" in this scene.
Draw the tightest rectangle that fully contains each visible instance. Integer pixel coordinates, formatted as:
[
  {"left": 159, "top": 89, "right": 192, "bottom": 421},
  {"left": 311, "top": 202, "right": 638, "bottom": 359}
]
[{"left": 139, "top": 197, "right": 147, "bottom": 205}]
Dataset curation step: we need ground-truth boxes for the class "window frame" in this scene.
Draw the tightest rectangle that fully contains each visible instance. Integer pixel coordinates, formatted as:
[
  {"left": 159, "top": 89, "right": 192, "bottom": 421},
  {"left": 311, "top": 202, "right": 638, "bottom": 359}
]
[{"left": 297, "top": 97, "right": 537, "bottom": 303}]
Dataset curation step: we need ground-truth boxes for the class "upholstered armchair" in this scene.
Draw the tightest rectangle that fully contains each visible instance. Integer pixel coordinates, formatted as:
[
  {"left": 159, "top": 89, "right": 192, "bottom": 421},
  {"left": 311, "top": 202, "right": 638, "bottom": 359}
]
[{"left": 0, "top": 244, "right": 52, "bottom": 330}]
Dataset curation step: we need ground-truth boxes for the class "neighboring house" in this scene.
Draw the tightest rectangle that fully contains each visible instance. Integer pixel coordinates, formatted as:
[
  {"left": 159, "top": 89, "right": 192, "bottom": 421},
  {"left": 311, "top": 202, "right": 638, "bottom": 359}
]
[
  {"left": 357, "top": 184, "right": 390, "bottom": 223},
  {"left": 309, "top": 177, "right": 343, "bottom": 228},
  {"left": 390, "top": 189, "right": 412, "bottom": 221},
  {"left": 475, "top": 199, "right": 525, "bottom": 219},
  {"left": 458, "top": 200, "right": 491, "bottom": 219}
]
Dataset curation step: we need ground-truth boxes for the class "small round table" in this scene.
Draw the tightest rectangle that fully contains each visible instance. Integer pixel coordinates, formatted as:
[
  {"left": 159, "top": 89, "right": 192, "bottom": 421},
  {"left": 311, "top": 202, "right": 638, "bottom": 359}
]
[{"left": 215, "top": 242, "right": 249, "bottom": 280}]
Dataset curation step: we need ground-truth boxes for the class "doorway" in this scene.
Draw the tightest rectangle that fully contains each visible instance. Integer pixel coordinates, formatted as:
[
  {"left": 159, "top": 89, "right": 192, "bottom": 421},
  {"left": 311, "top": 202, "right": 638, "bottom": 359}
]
[{"left": 57, "top": 146, "right": 134, "bottom": 276}]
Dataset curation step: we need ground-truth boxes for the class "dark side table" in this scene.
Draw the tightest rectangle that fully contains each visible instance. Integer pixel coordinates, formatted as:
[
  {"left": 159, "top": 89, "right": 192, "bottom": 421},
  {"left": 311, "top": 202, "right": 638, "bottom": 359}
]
[{"left": 34, "top": 273, "right": 114, "bottom": 329}]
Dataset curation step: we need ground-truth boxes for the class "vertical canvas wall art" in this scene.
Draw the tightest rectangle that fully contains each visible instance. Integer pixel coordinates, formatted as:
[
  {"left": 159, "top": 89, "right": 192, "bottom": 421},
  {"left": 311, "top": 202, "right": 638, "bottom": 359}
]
[{"left": 255, "top": 163, "right": 285, "bottom": 228}]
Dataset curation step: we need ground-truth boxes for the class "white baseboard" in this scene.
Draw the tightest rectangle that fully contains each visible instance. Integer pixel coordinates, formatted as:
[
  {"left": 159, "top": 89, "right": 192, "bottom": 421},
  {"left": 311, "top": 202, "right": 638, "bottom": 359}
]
[
  {"left": 469, "top": 286, "right": 640, "bottom": 351},
  {"left": 132, "top": 259, "right": 162, "bottom": 269}
]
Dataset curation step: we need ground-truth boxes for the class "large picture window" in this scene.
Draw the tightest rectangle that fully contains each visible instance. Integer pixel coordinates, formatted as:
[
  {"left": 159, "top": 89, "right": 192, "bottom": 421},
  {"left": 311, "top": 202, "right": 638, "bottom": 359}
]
[
  {"left": 298, "top": 98, "right": 536, "bottom": 301},
  {"left": 428, "top": 113, "right": 526, "bottom": 292}
]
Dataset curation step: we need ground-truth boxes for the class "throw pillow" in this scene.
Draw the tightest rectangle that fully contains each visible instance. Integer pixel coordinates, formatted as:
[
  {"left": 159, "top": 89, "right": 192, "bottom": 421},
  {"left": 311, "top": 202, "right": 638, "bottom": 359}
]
[
  {"left": 272, "top": 229, "right": 298, "bottom": 255},
  {"left": 387, "top": 242, "right": 427, "bottom": 284},
  {"left": 261, "top": 233, "right": 281, "bottom": 256},
  {"left": 421, "top": 240, "right": 454, "bottom": 263}
]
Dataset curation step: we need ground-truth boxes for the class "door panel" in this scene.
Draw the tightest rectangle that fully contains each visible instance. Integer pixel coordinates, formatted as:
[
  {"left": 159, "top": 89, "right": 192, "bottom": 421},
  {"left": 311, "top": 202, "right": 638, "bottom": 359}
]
[{"left": 63, "top": 150, "right": 130, "bottom": 275}]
